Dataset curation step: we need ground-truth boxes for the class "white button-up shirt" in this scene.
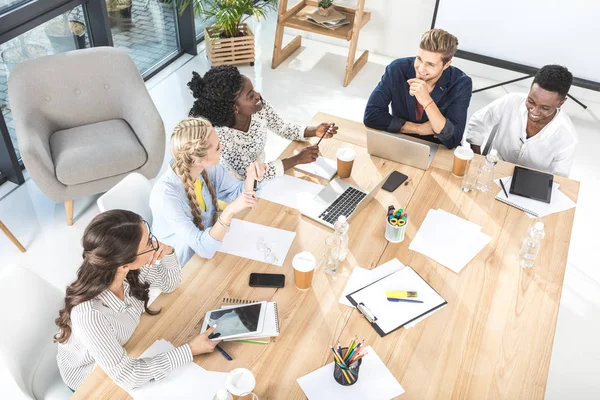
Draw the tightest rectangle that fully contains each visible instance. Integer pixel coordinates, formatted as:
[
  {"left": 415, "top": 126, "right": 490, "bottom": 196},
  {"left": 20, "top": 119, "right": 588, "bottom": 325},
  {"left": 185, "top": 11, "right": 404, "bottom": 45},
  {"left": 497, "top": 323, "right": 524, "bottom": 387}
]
[{"left": 465, "top": 93, "right": 578, "bottom": 177}]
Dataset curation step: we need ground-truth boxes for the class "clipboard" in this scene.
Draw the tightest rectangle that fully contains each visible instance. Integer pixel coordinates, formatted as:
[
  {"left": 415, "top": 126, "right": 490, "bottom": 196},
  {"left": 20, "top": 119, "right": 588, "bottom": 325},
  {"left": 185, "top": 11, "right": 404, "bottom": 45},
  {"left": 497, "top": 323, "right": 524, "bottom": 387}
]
[{"left": 346, "top": 266, "right": 447, "bottom": 337}]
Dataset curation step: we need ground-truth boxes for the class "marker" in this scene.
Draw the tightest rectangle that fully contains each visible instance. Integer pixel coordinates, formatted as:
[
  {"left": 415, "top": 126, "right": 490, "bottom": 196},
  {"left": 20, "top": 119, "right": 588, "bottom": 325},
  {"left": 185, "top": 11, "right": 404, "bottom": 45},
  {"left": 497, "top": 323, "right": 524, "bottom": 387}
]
[
  {"left": 386, "top": 291, "right": 418, "bottom": 298},
  {"left": 387, "top": 205, "right": 395, "bottom": 217}
]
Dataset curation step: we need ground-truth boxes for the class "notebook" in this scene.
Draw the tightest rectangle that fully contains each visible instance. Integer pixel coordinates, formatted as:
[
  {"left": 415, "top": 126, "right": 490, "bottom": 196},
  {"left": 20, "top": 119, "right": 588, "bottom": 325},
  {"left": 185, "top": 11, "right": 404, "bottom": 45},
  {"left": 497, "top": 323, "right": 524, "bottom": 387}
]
[
  {"left": 495, "top": 176, "right": 560, "bottom": 217},
  {"left": 347, "top": 267, "right": 447, "bottom": 337},
  {"left": 294, "top": 156, "right": 337, "bottom": 180},
  {"left": 220, "top": 299, "right": 280, "bottom": 341}
]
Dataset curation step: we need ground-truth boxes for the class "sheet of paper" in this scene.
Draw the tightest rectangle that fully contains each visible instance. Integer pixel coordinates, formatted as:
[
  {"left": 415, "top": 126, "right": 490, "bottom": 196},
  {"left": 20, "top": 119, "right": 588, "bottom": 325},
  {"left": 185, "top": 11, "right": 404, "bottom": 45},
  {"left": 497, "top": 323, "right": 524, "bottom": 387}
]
[
  {"left": 297, "top": 346, "right": 405, "bottom": 400},
  {"left": 495, "top": 177, "right": 576, "bottom": 218},
  {"left": 409, "top": 209, "right": 491, "bottom": 273},
  {"left": 294, "top": 156, "right": 337, "bottom": 180},
  {"left": 218, "top": 219, "right": 296, "bottom": 267},
  {"left": 339, "top": 259, "right": 404, "bottom": 307},
  {"left": 130, "top": 340, "right": 228, "bottom": 400},
  {"left": 258, "top": 175, "right": 324, "bottom": 210},
  {"left": 348, "top": 267, "right": 446, "bottom": 335}
]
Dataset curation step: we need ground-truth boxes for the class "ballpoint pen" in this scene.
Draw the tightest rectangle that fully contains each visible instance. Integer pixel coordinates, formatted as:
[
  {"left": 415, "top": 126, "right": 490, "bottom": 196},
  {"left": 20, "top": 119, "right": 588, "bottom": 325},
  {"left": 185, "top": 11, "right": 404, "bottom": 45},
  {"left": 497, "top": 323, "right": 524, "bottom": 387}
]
[
  {"left": 386, "top": 298, "right": 424, "bottom": 303},
  {"left": 499, "top": 178, "right": 509, "bottom": 198}
]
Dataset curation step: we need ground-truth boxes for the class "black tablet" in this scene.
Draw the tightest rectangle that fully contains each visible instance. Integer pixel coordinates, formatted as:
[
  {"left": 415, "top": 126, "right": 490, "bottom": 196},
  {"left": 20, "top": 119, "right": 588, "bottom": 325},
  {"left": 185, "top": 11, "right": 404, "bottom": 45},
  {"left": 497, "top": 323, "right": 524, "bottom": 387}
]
[{"left": 509, "top": 166, "right": 553, "bottom": 204}]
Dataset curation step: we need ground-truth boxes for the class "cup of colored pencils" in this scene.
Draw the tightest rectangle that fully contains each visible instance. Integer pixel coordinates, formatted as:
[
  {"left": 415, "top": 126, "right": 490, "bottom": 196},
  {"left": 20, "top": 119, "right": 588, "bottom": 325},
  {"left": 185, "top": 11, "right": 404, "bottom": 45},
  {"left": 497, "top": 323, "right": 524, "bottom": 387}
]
[{"left": 330, "top": 336, "right": 367, "bottom": 386}]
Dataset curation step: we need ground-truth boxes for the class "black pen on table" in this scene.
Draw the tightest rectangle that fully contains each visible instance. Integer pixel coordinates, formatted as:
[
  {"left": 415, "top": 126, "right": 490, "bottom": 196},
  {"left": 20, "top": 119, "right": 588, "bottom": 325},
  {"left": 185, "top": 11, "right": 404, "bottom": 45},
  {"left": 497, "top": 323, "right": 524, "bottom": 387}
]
[
  {"left": 499, "top": 178, "right": 509, "bottom": 198},
  {"left": 209, "top": 329, "right": 233, "bottom": 361}
]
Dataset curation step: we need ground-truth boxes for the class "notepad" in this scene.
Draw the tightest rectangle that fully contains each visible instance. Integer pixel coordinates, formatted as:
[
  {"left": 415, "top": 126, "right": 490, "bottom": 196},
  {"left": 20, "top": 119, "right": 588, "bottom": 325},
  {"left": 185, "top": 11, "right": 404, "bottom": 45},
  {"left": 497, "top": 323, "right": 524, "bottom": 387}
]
[
  {"left": 347, "top": 267, "right": 447, "bottom": 336},
  {"left": 339, "top": 259, "right": 404, "bottom": 307},
  {"left": 409, "top": 209, "right": 491, "bottom": 273},
  {"left": 495, "top": 177, "right": 576, "bottom": 218},
  {"left": 258, "top": 175, "right": 324, "bottom": 210},
  {"left": 221, "top": 301, "right": 280, "bottom": 341},
  {"left": 129, "top": 340, "right": 228, "bottom": 400},
  {"left": 297, "top": 346, "right": 405, "bottom": 399},
  {"left": 218, "top": 219, "right": 296, "bottom": 267},
  {"left": 294, "top": 156, "right": 337, "bottom": 180}
]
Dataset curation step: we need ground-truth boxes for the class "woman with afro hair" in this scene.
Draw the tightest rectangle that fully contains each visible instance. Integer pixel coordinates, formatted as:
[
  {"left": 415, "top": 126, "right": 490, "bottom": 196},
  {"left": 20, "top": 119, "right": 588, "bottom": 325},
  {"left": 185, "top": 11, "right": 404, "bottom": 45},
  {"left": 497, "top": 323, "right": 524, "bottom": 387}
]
[{"left": 188, "top": 65, "right": 338, "bottom": 180}]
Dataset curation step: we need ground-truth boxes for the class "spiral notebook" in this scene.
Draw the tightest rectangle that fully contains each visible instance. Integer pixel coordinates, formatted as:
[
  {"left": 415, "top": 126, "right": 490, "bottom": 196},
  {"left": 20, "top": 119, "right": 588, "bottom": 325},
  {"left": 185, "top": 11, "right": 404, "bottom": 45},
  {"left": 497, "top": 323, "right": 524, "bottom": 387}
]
[
  {"left": 495, "top": 177, "right": 560, "bottom": 217},
  {"left": 220, "top": 298, "right": 280, "bottom": 341}
]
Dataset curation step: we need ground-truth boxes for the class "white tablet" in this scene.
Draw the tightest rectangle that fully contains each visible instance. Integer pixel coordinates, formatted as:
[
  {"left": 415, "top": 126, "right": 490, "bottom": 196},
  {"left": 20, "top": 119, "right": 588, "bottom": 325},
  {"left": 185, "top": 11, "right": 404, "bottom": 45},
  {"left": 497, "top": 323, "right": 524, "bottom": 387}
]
[{"left": 201, "top": 301, "right": 267, "bottom": 340}]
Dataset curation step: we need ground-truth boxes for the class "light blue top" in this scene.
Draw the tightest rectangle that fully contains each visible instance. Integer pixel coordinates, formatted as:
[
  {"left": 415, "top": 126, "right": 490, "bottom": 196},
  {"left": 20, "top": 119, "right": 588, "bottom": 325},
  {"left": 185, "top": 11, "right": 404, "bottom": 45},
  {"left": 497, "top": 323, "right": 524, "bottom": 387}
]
[{"left": 149, "top": 165, "right": 245, "bottom": 266}]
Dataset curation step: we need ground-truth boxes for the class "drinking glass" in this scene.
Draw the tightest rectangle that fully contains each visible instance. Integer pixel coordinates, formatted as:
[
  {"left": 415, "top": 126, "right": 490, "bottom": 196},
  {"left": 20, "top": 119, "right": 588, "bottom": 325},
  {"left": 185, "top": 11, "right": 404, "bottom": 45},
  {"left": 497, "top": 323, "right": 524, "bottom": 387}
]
[{"left": 324, "top": 235, "right": 341, "bottom": 274}]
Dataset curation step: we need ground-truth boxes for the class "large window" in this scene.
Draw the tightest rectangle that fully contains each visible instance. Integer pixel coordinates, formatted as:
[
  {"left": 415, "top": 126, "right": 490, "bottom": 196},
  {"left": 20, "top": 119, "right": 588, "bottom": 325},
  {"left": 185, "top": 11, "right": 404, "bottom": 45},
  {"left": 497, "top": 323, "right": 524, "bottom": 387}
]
[
  {"left": 108, "top": 0, "right": 179, "bottom": 75},
  {"left": 0, "top": 5, "right": 89, "bottom": 162}
]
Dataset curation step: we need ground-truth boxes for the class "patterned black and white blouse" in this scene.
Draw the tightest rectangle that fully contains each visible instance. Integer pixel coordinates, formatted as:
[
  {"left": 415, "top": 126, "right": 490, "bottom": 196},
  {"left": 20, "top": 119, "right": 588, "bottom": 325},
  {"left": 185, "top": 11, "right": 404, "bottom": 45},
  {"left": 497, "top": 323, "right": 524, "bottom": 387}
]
[{"left": 215, "top": 99, "right": 307, "bottom": 180}]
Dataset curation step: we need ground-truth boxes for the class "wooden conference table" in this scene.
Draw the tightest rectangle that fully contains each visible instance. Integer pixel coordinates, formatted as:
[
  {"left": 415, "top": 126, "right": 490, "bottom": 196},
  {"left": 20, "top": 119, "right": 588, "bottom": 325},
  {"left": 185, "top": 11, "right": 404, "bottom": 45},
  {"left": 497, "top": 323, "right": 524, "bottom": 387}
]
[{"left": 74, "top": 113, "right": 579, "bottom": 400}]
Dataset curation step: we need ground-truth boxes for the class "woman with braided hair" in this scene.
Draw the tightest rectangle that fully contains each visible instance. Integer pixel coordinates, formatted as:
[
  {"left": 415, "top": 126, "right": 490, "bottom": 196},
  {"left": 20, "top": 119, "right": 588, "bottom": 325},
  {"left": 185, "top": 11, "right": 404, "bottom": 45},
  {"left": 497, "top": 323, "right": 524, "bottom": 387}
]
[
  {"left": 188, "top": 65, "right": 338, "bottom": 180},
  {"left": 149, "top": 117, "right": 266, "bottom": 266}
]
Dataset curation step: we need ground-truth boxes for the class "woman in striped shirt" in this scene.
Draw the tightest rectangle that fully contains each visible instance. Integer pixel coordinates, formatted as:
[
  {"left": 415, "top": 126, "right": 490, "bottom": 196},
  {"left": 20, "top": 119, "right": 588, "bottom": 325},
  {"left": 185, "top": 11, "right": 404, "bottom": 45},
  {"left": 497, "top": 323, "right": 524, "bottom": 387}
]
[{"left": 54, "top": 210, "right": 221, "bottom": 391}]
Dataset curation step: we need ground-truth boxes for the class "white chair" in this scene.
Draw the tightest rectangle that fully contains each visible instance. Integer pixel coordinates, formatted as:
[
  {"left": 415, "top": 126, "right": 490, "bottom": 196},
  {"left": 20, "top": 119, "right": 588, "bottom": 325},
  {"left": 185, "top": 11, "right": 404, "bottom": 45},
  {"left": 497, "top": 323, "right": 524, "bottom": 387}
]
[
  {"left": 97, "top": 172, "right": 154, "bottom": 224},
  {"left": 0, "top": 265, "right": 71, "bottom": 400}
]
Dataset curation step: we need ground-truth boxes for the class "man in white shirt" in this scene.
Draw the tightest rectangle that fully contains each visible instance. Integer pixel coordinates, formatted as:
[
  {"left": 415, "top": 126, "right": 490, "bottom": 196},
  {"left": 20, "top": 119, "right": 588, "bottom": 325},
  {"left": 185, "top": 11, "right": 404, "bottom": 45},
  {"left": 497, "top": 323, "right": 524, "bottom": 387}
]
[{"left": 465, "top": 65, "right": 577, "bottom": 177}]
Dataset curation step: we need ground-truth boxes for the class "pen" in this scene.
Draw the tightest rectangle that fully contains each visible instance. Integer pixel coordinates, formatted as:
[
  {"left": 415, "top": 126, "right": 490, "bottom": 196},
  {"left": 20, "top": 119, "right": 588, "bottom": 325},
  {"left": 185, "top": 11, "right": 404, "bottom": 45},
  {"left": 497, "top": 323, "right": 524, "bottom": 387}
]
[
  {"left": 386, "top": 298, "right": 424, "bottom": 303},
  {"left": 253, "top": 179, "right": 258, "bottom": 191},
  {"left": 315, "top": 123, "right": 335, "bottom": 146},
  {"left": 499, "top": 178, "right": 509, "bottom": 198},
  {"left": 215, "top": 344, "right": 233, "bottom": 361}
]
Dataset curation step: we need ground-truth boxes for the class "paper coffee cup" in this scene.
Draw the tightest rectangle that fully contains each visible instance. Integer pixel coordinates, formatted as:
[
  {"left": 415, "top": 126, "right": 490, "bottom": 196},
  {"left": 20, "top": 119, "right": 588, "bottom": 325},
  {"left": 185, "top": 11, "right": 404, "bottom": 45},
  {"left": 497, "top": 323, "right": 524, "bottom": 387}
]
[
  {"left": 226, "top": 368, "right": 256, "bottom": 396},
  {"left": 336, "top": 147, "right": 356, "bottom": 178},
  {"left": 452, "top": 143, "right": 474, "bottom": 177},
  {"left": 292, "top": 251, "right": 316, "bottom": 290}
]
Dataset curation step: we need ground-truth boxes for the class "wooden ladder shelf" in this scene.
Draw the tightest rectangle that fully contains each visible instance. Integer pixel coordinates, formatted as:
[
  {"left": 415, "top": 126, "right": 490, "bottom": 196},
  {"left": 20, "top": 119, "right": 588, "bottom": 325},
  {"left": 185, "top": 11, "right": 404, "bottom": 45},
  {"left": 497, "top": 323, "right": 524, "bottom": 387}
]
[{"left": 271, "top": 0, "right": 370, "bottom": 87}]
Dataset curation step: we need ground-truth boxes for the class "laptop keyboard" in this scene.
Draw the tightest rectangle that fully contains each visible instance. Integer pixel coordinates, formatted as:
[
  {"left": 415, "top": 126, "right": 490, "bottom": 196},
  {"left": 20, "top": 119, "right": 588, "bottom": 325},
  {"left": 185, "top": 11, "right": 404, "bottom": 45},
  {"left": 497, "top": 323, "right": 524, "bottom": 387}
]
[{"left": 318, "top": 187, "right": 367, "bottom": 225}]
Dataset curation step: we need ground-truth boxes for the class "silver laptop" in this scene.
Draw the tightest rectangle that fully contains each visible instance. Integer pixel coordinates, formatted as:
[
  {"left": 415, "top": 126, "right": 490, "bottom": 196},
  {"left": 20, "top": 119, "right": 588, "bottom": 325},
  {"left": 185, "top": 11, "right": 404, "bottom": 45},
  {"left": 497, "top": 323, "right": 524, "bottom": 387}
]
[
  {"left": 300, "top": 172, "right": 391, "bottom": 229},
  {"left": 366, "top": 129, "right": 438, "bottom": 170}
]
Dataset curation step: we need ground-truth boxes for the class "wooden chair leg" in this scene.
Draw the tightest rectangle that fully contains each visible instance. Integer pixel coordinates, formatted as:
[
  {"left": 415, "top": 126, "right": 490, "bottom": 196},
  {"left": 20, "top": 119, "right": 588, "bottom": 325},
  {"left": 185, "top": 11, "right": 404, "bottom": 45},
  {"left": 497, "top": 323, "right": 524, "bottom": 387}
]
[
  {"left": 0, "top": 220, "right": 26, "bottom": 253},
  {"left": 65, "top": 200, "right": 74, "bottom": 226}
]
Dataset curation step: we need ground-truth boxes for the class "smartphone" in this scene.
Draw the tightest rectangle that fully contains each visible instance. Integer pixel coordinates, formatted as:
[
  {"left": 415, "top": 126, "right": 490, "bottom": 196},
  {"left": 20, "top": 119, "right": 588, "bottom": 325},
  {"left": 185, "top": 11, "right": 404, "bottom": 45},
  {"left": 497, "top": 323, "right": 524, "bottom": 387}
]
[
  {"left": 249, "top": 273, "right": 285, "bottom": 288},
  {"left": 382, "top": 171, "right": 409, "bottom": 192}
]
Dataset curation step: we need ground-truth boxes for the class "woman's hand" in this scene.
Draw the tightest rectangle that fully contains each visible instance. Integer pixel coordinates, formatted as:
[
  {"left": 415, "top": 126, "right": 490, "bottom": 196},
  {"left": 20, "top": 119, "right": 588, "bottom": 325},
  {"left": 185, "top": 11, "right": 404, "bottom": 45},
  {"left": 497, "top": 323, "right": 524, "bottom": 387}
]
[
  {"left": 305, "top": 122, "right": 338, "bottom": 138},
  {"left": 147, "top": 241, "right": 173, "bottom": 266},
  {"left": 294, "top": 145, "right": 319, "bottom": 165},
  {"left": 222, "top": 191, "right": 257, "bottom": 221},
  {"left": 244, "top": 162, "right": 268, "bottom": 192},
  {"left": 188, "top": 325, "right": 221, "bottom": 356}
]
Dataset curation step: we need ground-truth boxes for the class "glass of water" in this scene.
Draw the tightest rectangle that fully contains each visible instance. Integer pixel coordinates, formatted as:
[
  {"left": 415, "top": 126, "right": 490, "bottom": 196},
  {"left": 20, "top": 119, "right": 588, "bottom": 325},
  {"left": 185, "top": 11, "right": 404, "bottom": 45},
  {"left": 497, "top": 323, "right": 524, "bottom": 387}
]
[
  {"left": 461, "top": 160, "right": 478, "bottom": 193},
  {"left": 324, "top": 235, "right": 342, "bottom": 275}
]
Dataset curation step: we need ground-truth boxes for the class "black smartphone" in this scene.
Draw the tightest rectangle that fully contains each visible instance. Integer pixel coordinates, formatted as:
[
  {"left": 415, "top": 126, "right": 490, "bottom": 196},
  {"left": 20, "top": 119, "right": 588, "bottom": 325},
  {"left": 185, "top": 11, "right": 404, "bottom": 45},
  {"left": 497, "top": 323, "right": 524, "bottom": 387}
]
[
  {"left": 249, "top": 273, "right": 285, "bottom": 288},
  {"left": 382, "top": 171, "right": 408, "bottom": 192}
]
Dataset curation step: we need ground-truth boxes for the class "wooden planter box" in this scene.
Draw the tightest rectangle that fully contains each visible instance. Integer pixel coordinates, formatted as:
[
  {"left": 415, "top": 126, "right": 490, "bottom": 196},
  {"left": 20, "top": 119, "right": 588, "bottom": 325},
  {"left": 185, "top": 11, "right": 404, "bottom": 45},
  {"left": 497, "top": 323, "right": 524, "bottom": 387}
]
[{"left": 205, "top": 23, "right": 255, "bottom": 66}]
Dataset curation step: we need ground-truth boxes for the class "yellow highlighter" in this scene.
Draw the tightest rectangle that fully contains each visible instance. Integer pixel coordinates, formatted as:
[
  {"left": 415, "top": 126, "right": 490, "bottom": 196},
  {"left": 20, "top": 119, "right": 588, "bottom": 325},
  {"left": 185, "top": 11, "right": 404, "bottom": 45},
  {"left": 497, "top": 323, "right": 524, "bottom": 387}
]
[{"left": 386, "top": 291, "right": 418, "bottom": 298}]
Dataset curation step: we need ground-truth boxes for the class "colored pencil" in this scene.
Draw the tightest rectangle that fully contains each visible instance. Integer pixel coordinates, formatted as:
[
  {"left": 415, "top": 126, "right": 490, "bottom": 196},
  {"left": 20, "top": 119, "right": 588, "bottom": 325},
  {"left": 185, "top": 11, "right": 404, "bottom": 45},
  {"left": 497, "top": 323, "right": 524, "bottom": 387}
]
[{"left": 233, "top": 339, "right": 269, "bottom": 345}]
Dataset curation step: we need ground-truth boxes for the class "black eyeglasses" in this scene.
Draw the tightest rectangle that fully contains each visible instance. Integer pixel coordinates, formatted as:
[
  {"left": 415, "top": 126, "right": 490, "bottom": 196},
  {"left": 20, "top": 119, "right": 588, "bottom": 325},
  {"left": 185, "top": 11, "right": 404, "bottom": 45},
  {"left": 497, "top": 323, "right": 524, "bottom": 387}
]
[{"left": 136, "top": 221, "right": 160, "bottom": 257}]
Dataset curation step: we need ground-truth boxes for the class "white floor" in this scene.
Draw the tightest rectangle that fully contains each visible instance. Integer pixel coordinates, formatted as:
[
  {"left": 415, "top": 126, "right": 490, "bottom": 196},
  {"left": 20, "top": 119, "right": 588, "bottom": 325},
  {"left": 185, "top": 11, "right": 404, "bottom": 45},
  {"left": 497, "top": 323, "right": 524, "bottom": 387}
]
[{"left": 1, "top": 16, "right": 599, "bottom": 400}]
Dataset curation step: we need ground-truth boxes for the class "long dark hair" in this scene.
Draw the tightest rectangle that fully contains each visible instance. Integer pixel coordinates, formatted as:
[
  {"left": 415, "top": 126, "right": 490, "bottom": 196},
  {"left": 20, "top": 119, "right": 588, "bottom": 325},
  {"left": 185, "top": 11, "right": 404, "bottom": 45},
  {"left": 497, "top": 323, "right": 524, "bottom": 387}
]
[
  {"left": 54, "top": 209, "right": 159, "bottom": 344},
  {"left": 187, "top": 65, "right": 244, "bottom": 127}
]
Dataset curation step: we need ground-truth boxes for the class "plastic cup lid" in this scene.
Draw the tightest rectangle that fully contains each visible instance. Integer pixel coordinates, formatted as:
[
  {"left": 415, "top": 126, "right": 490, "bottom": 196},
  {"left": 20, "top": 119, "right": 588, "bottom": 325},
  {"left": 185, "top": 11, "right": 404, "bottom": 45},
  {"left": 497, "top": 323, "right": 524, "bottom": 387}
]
[
  {"left": 292, "top": 251, "right": 316, "bottom": 271},
  {"left": 336, "top": 147, "right": 355, "bottom": 161}
]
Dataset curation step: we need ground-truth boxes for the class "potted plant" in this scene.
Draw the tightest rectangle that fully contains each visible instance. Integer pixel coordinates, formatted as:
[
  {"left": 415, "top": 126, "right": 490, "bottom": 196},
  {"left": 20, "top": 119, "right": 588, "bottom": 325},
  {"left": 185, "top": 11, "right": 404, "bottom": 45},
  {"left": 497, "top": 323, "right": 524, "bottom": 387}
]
[
  {"left": 318, "top": 0, "right": 334, "bottom": 16},
  {"left": 105, "top": 0, "right": 133, "bottom": 27},
  {"left": 44, "top": 12, "right": 86, "bottom": 53},
  {"left": 170, "top": 0, "right": 277, "bottom": 66},
  {"left": 1, "top": 35, "right": 47, "bottom": 74}
]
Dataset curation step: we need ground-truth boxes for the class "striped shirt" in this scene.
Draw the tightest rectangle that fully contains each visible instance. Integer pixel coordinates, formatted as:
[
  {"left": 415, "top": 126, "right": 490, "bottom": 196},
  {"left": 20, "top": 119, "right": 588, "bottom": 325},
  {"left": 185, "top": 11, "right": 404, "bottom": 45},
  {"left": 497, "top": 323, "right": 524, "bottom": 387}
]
[{"left": 56, "top": 253, "right": 193, "bottom": 391}]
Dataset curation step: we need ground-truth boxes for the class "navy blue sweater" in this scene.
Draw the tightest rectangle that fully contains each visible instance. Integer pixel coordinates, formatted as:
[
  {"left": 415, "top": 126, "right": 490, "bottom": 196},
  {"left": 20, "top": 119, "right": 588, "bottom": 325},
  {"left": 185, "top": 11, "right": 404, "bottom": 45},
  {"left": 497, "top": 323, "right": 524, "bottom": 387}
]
[{"left": 364, "top": 57, "right": 472, "bottom": 149}]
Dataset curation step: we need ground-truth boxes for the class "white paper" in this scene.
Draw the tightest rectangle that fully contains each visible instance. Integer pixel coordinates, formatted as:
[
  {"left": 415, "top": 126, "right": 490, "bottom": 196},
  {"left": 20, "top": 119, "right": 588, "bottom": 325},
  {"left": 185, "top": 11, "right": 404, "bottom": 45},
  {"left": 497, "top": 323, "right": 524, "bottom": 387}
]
[
  {"left": 348, "top": 267, "right": 447, "bottom": 335},
  {"left": 297, "top": 346, "right": 405, "bottom": 400},
  {"left": 218, "top": 219, "right": 296, "bottom": 267},
  {"left": 258, "top": 175, "right": 324, "bottom": 210},
  {"left": 294, "top": 156, "right": 337, "bottom": 180},
  {"left": 409, "top": 209, "right": 491, "bottom": 273},
  {"left": 495, "top": 177, "right": 576, "bottom": 218},
  {"left": 339, "top": 259, "right": 404, "bottom": 307},
  {"left": 130, "top": 340, "right": 228, "bottom": 400}
]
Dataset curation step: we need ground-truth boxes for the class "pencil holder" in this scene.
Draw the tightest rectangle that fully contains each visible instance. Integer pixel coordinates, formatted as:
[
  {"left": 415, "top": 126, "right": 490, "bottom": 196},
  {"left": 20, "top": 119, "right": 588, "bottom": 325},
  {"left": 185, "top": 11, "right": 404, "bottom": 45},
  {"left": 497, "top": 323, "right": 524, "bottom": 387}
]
[
  {"left": 333, "top": 347, "right": 362, "bottom": 386},
  {"left": 385, "top": 217, "right": 407, "bottom": 243}
]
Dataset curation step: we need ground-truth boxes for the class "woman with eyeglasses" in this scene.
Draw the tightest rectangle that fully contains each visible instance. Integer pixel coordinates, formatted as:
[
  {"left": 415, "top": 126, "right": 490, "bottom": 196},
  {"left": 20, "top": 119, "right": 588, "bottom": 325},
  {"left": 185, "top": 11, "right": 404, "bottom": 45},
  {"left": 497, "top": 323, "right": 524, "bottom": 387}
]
[
  {"left": 149, "top": 117, "right": 267, "bottom": 266},
  {"left": 55, "top": 210, "right": 221, "bottom": 391}
]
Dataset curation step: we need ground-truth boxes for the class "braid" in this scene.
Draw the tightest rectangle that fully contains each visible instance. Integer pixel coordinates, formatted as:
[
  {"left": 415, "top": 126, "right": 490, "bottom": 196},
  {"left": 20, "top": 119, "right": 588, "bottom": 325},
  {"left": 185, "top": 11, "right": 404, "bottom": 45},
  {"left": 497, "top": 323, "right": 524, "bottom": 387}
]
[
  {"left": 201, "top": 170, "right": 219, "bottom": 225},
  {"left": 171, "top": 117, "right": 221, "bottom": 231}
]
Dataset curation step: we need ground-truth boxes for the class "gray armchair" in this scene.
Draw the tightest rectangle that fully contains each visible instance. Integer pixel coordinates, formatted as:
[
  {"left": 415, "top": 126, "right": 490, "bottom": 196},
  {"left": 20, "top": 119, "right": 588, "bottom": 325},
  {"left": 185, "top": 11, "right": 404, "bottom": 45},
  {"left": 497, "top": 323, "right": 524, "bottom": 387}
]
[{"left": 8, "top": 46, "right": 165, "bottom": 225}]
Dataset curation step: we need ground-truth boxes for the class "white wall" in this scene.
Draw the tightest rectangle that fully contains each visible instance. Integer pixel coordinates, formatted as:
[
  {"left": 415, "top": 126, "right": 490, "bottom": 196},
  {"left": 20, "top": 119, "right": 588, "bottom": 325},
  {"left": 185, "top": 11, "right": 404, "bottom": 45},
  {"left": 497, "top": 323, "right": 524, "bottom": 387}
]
[{"left": 288, "top": 0, "right": 438, "bottom": 61}]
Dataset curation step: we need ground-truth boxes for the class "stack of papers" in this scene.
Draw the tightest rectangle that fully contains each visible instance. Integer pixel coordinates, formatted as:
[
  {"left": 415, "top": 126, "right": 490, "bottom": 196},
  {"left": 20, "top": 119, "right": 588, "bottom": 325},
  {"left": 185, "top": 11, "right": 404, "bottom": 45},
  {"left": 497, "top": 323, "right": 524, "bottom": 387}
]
[
  {"left": 258, "top": 175, "right": 324, "bottom": 210},
  {"left": 218, "top": 219, "right": 296, "bottom": 266},
  {"left": 305, "top": 9, "right": 351, "bottom": 31},
  {"left": 294, "top": 156, "right": 337, "bottom": 180},
  {"left": 129, "top": 340, "right": 228, "bottom": 400},
  {"left": 409, "top": 209, "right": 491, "bottom": 273},
  {"left": 297, "top": 346, "right": 405, "bottom": 400},
  {"left": 494, "top": 177, "right": 576, "bottom": 218}
]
